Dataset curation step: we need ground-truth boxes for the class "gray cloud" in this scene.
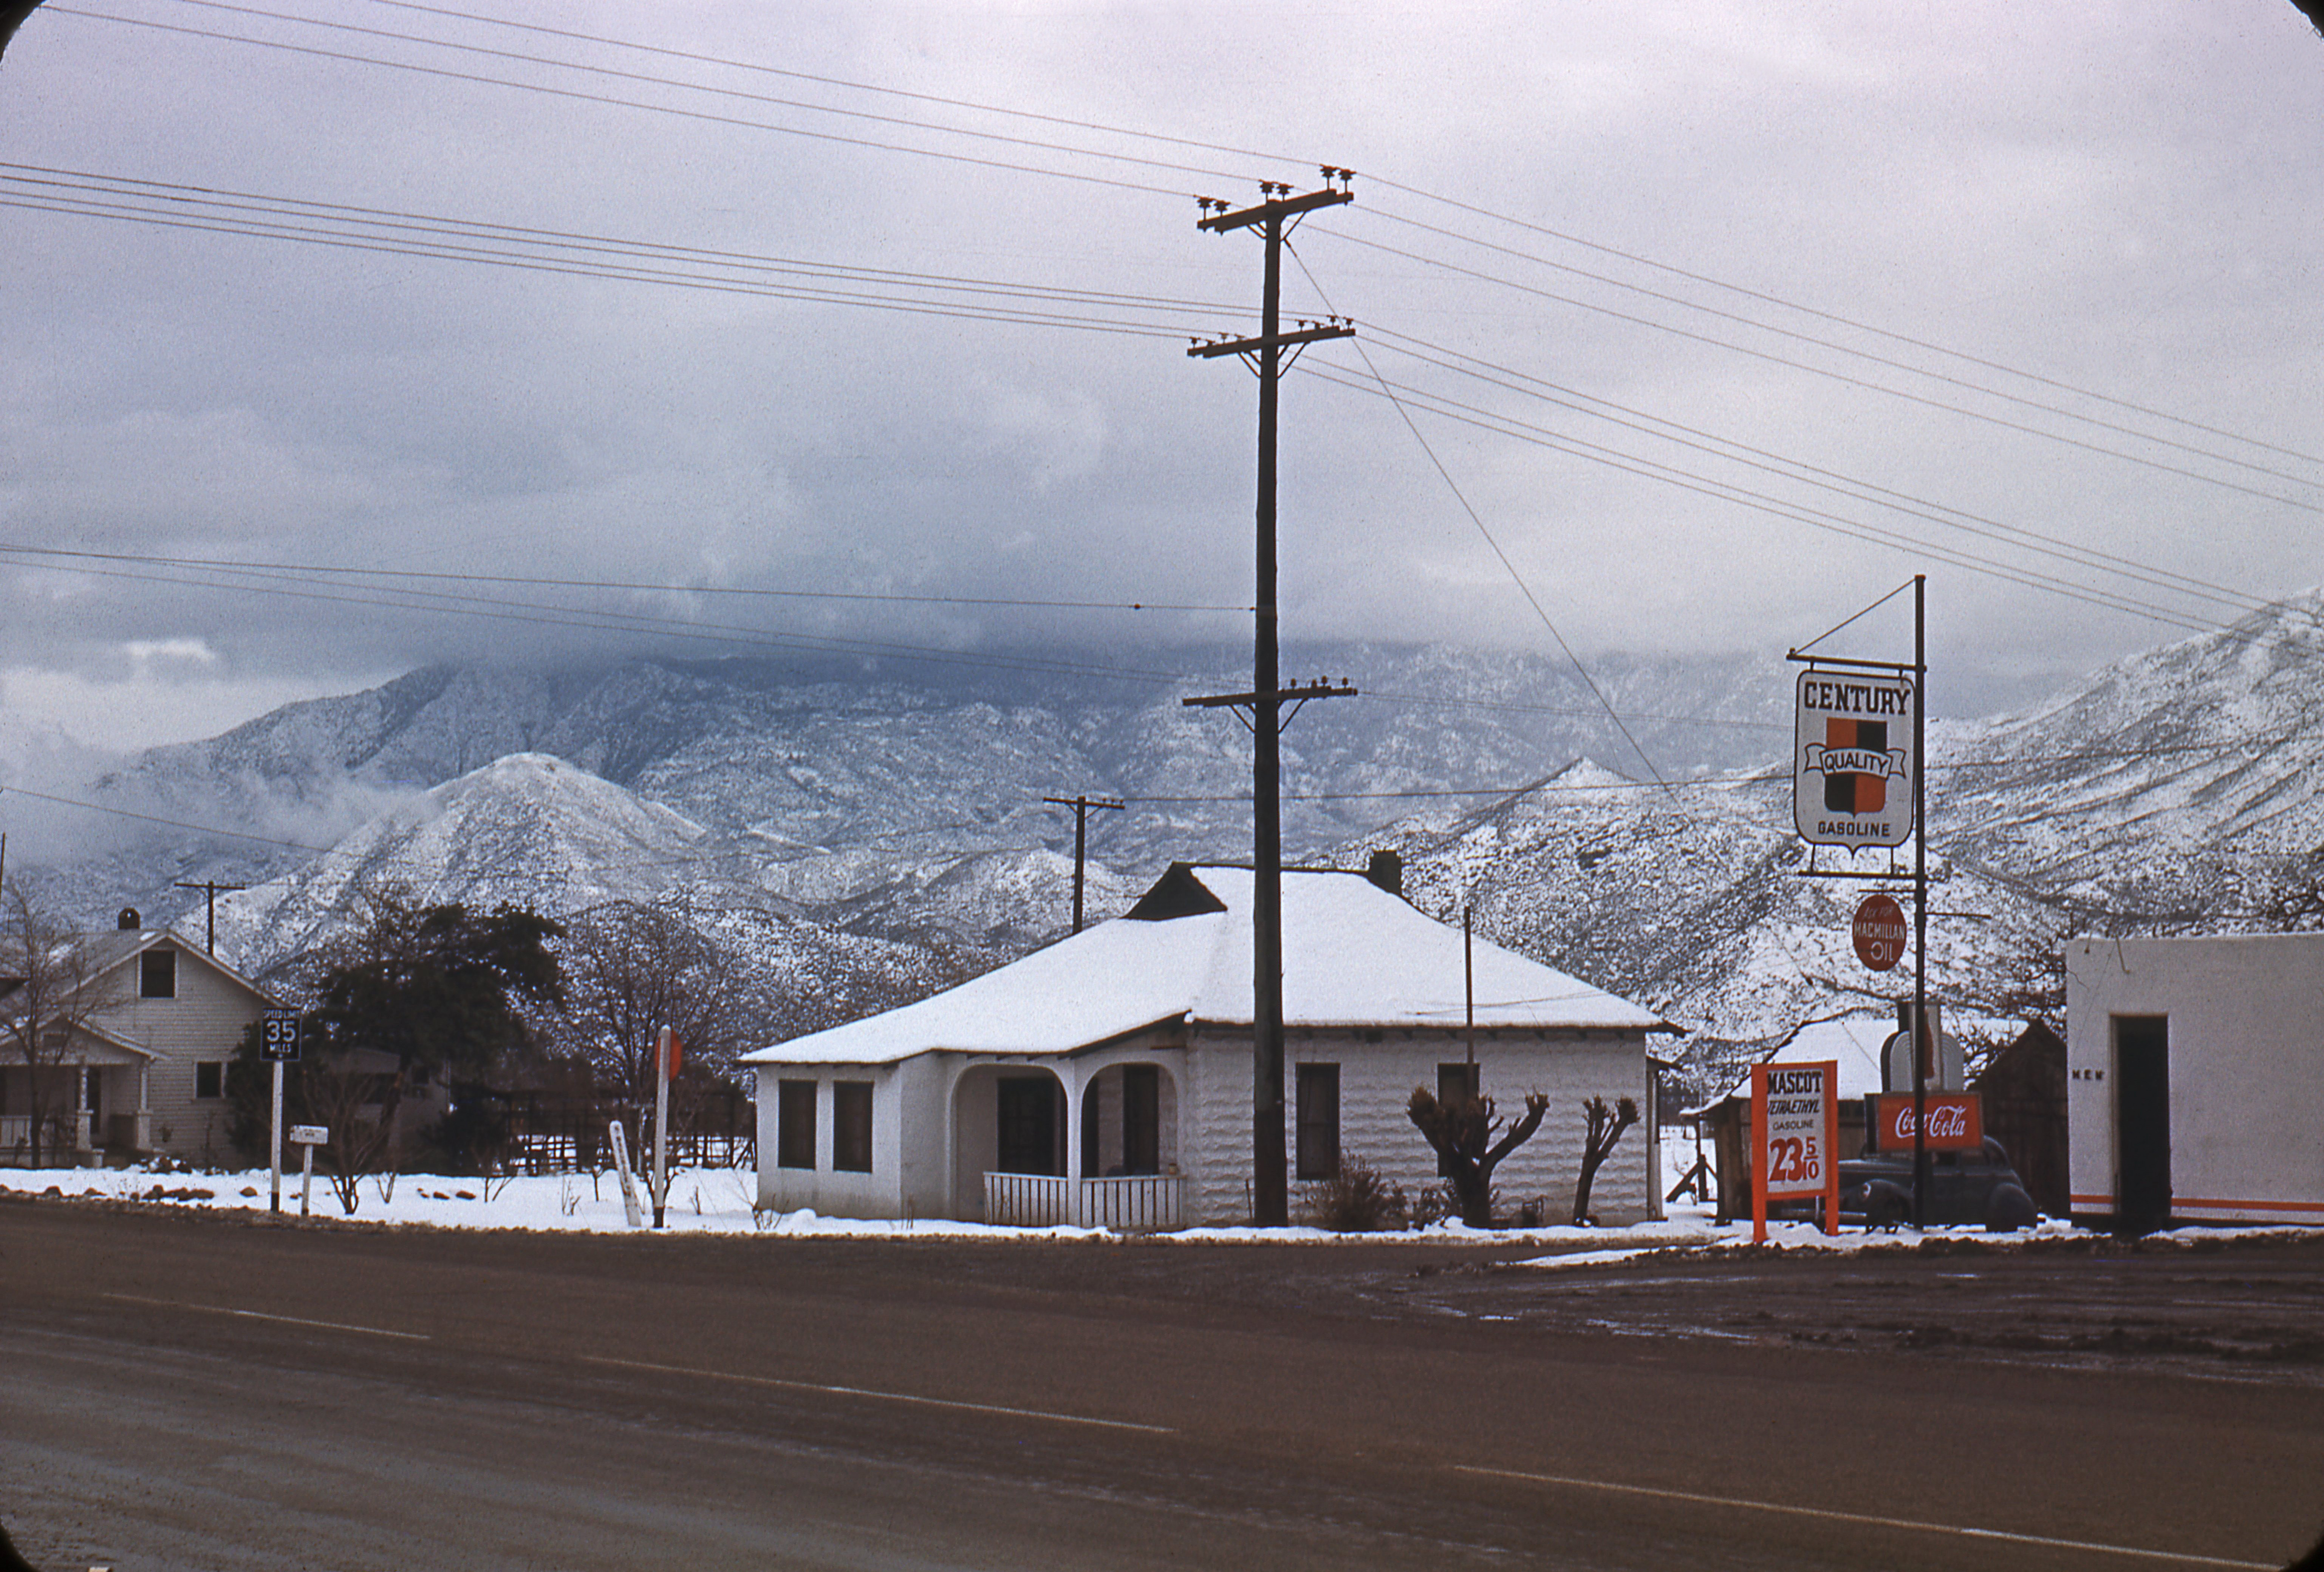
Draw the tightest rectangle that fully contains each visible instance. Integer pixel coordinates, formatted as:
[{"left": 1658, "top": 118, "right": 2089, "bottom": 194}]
[{"left": 2, "top": 0, "right": 2320, "bottom": 753}]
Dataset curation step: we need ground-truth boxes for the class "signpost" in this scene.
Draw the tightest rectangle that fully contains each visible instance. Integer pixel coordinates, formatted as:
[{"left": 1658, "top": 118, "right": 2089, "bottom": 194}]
[
  {"left": 651, "top": 1026, "right": 679, "bottom": 1229},
  {"left": 260, "top": 1009, "right": 302, "bottom": 1216},
  {"left": 1789, "top": 573, "right": 1933, "bottom": 1226},
  {"left": 608, "top": 1118, "right": 643, "bottom": 1229},
  {"left": 1752, "top": 1060, "right": 1840, "bottom": 1243},
  {"left": 1852, "top": 893, "right": 1907, "bottom": 972},
  {"left": 289, "top": 1124, "right": 326, "bottom": 1216}
]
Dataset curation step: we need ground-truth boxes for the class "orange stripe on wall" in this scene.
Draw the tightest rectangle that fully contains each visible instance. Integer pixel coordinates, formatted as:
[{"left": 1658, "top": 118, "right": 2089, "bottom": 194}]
[{"left": 2173, "top": 1196, "right": 2324, "bottom": 1214}]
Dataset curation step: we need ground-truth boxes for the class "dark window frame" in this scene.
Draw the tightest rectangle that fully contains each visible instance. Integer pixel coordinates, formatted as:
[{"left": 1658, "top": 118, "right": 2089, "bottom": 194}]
[
  {"left": 193, "top": 1060, "right": 225, "bottom": 1100},
  {"left": 777, "top": 1079, "right": 817, "bottom": 1170},
  {"left": 832, "top": 1080, "right": 874, "bottom": 1173},
  {"left": 140, "top": 949, "right": 177, "bottom": 999},
  {"left": 1295, "top": 1061, "right": 1340, "bottom": 1181}
]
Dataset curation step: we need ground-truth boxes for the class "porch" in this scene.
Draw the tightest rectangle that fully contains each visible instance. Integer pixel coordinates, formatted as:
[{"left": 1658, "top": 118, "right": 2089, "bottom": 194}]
[{"left": 982, "top": 1171, "right": 1186, "bottom": 1232}]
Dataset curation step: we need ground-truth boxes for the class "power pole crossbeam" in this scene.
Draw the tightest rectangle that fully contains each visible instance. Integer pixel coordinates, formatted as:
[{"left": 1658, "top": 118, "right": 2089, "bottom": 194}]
[
  {"left": 1187, "top": 175, "right": 1355, "bottom": 1228},
  {"left": 1042, "top": 794, "right": 1124, "bottom": 934}
]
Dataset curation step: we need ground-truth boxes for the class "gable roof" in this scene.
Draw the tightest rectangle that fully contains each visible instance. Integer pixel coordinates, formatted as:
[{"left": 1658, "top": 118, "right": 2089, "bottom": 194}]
[
  {"left": 4, "top": 927, "right": 282, "bottom": 1022},
  {"left": 745, "top": 862, "right": 1672, "bottom": 1067}
]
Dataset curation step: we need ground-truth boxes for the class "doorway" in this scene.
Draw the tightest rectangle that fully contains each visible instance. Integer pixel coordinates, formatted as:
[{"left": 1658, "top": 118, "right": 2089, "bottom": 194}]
[
  {"left": 996, "top": 1075, "right": 1063, "bottom": 1176},
  {"left": 2114, "top": 1015, "right": 2171, "bottom": 1235}
]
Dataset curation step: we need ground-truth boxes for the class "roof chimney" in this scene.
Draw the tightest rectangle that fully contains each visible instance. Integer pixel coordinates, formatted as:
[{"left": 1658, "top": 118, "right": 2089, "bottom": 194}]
[
  {"left": 117, "top": 907, "right": 141, "bottom": 931},
  {"left": 1365, "top": 849, "right": 1403, "bottom": 898}
]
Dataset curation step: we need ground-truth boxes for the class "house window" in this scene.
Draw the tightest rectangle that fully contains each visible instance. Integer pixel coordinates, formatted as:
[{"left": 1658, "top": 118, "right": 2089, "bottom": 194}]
[
  {"left": 832, "top": 1080, "right": 873, "bottom": 1173},
  {"left": 141, "top": 949, "right": 177, "bottom": 999},
  {"left": 194, "top": 1061, "right": 226, "bottom": 1100},
  {"left": 1295, "top": 1062, "right": 1340, "bottom": 1180},
  {"left": 777, "top": 1080, "right": 817, "bottom": 1170}
]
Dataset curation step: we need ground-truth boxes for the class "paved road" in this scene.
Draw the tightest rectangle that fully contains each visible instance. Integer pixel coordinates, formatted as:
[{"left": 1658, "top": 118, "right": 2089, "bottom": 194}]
[{"left": 4, "top": 1199, "right": 2320, "bottom": 1571}]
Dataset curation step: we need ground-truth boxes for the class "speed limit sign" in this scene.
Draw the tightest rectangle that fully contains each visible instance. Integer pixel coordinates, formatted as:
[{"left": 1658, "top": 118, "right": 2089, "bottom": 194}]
[{"left": 260, "top": 1009, "right": 303, "bottom": 1063}]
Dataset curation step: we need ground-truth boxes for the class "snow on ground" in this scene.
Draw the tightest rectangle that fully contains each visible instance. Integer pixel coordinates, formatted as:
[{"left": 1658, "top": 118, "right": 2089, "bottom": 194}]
[{"left": 2, "top": 1159, "right": 2308, "bottom": 1256}]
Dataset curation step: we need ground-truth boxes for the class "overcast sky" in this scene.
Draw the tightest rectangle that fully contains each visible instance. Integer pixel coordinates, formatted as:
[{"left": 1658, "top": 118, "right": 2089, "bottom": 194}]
[{"left": 3, "top": 0, "right": 2321, "bottom": 759}]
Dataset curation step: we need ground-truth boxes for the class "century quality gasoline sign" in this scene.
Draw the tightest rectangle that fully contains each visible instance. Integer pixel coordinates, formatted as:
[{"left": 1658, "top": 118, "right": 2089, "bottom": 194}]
[{"left": 1795, "top": 670, "right": 1915, "bottom": 850}]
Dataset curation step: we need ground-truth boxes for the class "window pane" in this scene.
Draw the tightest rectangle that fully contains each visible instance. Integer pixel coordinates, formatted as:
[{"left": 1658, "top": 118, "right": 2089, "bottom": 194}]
[
  {"left": 141, "top": 950, "right": 176, "bottom": 999},
  {"left": 194, "top": 1061, "right": 224, "bottom": 1100},
  {"left": 833, "top": 1081, "right": 874, "bottom": 1173},
  {"left": 777, "top": 1080, "right": 817, "bottom": 1170}
]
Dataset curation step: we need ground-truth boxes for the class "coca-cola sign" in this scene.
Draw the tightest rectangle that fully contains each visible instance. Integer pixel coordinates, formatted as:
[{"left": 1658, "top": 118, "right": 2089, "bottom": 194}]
[{"left": 1873, "top": 1092, "right": 1984, "bottom": 1152}]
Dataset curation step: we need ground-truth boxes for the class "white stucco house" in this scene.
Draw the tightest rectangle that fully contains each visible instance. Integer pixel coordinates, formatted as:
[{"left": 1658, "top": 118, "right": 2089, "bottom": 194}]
[
  {"left": 743, "top": 861, "right": 1679, "bottom": 1229},
  {"left": 2066, "top": 933, "right": 2324, "bottom": 1231},
  {"left": 2, "top": 912, "right": 280, "bottom": 1166}
]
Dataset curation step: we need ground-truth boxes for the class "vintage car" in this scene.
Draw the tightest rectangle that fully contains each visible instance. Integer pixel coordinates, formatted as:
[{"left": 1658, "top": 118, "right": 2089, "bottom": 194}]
[{"left": 1840, "top": 1136, "right": 2040, "bottom": 1232}]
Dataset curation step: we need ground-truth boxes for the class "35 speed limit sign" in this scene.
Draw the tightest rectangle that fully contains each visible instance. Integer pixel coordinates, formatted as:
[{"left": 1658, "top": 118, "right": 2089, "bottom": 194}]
[{"left": 260, "top": 1009, "right": 303, "bottom": 1063}]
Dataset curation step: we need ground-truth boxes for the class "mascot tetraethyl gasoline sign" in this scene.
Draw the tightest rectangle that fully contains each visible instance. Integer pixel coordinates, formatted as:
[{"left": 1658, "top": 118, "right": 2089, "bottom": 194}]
[{"left": 1795, "top": 670, "right": 1915, "bottom": 850}]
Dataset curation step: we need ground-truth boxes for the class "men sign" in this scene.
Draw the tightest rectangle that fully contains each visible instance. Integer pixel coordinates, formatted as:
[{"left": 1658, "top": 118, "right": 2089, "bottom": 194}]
[
  {"left": 1795, "top": 671, "right": 1915, "bottom": 849},
  {"left": 1752, "top": 1059, "right": 1840, "bottom": 1243}
]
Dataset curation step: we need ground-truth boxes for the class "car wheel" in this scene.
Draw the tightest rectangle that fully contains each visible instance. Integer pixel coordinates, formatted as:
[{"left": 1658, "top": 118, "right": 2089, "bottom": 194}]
[
  {"left": 1864, "top": 1182, "right": 1909, "bottom": 1232},
  {"left": 1984, "top": 1182, "right": 2038, "bottom": 1233}
]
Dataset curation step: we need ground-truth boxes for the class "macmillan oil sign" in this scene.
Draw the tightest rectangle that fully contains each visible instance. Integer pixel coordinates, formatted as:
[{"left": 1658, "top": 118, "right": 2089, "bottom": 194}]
[{"left": 1795, "top": 670, "right": 1915, "bottom": 849}]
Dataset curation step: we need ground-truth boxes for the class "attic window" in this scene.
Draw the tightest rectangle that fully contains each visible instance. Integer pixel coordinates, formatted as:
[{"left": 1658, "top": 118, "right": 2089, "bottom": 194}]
[{"left": 140, "top": 949, "right": 177, "bottom": 999}]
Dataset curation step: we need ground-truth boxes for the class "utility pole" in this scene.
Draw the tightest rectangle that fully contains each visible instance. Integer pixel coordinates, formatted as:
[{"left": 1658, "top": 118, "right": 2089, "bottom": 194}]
[
  {"left": 175, "top": 880, "right": 247, "bottom": 956},
  {"left": 1187, "top": 169, "right": 1356, "bottom": 1227},
  {"left": 1042, "top": 794, "right": 1124, "bottom": 934}
]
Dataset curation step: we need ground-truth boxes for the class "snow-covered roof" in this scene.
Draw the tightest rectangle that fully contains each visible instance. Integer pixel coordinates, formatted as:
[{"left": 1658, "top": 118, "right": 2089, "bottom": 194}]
[
  {"left": 745, "top": 863, "right": 1671, "bottom": 1066},
  {"left": 1713, "top": 1015, "right": 1889, "bottom": 1107}
]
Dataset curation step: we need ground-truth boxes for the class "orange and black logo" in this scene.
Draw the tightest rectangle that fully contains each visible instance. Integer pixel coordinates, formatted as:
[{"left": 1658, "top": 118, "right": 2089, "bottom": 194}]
[{"left": 1822, "top": 718, "right": 1889, "bottom": 814}]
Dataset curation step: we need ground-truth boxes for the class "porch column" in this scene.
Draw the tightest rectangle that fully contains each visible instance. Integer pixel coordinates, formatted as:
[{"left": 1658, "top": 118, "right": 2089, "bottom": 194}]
[
  {"left": 74, "top": 1065, "right": 91, "bottom": 1153},
  {"left": 1062, "top": 1066, "right": 1087, "bottom": 1181},
  {"left": 135, "top": 1063, "right": 153, "bottom": 1152}
]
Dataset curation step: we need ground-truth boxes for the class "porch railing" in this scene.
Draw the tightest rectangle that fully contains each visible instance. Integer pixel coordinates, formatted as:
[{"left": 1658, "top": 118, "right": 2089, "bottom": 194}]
[{"left": 983, "top": 1172, "right": 1185, "bottom": 1232}]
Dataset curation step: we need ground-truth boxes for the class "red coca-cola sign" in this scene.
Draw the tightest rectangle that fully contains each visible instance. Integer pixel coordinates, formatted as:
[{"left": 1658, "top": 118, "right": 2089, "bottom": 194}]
[{"left": 1873, "top": 1091, "right": 1983, "bottom": 1151}]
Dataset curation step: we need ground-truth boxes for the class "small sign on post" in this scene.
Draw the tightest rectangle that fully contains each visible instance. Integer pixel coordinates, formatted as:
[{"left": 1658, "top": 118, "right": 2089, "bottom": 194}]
[
  {"left": 1752, "top": 1060, "right": 1840, "bottom": 1243},
  {"left": 608, "top": 1118, "right": 643, "bottom": 1229},
  {"left": 289, "top": 1124, "right": 327, "bottom": 1217},
  {"left": 1852, "top": 893, "right": 1907, "bottom": 972}
]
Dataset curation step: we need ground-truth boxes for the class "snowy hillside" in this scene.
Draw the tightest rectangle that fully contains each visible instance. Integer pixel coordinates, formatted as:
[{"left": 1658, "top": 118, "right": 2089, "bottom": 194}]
[{"left": 11, "top": 599, "right": 2324, "bottom": 1075}]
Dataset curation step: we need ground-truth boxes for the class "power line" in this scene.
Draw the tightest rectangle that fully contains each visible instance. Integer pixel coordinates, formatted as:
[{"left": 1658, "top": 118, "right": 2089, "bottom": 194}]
[
  {"left": 1292, "top": 359, "right": 2233, "bottom": 637},
  {"left": 1354, "top": 326, "right": 2316, "bottom": 630},
  {"left": 47, "top": 5, "right": 1213, "bottom": 198},
  {"left": 0, "top": 538, "right": 1251, "bottom": 615},
  {"left": 1315, "top": 221, "right": 2324, "bottom": 515},
  {"left": 1365, "top": 176, "right": 2324, "bottom": 473}
]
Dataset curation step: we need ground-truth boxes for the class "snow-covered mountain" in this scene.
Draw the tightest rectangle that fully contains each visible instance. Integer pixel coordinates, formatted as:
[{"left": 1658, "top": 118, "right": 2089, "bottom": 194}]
[{"left": 11, "top": 598, "right": 2323, "bottom": 1086}]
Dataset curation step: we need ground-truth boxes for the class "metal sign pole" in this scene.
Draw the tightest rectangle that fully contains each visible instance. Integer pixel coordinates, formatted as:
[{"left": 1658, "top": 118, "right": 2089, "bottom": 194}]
[
  {"left": 1911, "top": 574, "right": 1930, "bottom": 1230},
  {"left": 653, "top": 1026, "right": 673, "bottom": 1229},
  {"left": 269, "top": 1059, "right": 284, "bottom": 1216}
]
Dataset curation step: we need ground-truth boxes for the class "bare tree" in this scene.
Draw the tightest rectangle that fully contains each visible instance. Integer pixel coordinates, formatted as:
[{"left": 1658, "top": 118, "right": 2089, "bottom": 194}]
[
  {"left": 1571, "top": 1095, "right": 1640, "bottom": 1224},
  {"left": 0, "top": 889, "right": 121, "bottom": 1169},
  {"left": 1406, "top": 1085, "right": 1549, "bottom": 1229},
  {"left": 557, "top": 901, "right": 746, "bottom": 1162},
  {"left": 297, "top": 1050, "right": 401, "bottom": 1215}
]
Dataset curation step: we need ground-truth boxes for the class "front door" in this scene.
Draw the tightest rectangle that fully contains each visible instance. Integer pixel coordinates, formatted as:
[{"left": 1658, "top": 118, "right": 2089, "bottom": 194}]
[
  {"left": 1120, "top": 1065, "right": 1159, "bottom": 1176},
  {"left": 996, "top": 1076, "right": 1061, "bottom": 1176},
  {"left": 2114, "top": 1015, "right": 2171, "bottom": 1235}
]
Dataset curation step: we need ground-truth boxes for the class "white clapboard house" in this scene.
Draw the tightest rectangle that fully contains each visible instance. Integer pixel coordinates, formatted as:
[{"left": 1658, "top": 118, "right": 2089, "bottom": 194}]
[
  {"left": 2, "top": 910, "right": 279, "bottom": 1167},
  {"left": 743, "top": 861, "right": 1678, "bottom": 1229}
]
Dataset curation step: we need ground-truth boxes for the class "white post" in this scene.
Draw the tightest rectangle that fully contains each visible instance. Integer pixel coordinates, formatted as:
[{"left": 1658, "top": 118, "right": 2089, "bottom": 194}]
[
  {"left": 653, "top": 1026, "right": 673, "bottom": 1229},
  {"left": 608, "top": 1118, "right": 643, "bottom": 1228},
  {"left": 269, "top": 1060, "right": 284, "bottom": 1215},
  {"left": 300, "top": 1142, "right": 314, "bottom": 1216}
]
